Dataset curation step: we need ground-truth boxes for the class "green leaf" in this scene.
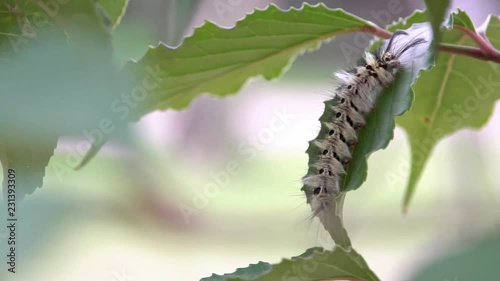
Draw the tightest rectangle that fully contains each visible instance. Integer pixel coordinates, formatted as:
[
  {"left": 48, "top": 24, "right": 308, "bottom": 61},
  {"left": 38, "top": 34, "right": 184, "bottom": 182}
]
[
  {"left": 329, "top": 193, "right": 352, "bottom": 248},
  {"left": 341, "top": 12, "right": 433, "bottom": 192},
  {"left": 126, "top": 3, "right": 375, "bottom": 115},
  {"left": 81, "top": 3, "right": 377, "bottom": 168},
  {"left": 449, "top": 9, "right": 475, "bottom": 30},
  {"left": 96, "top": 0, "right": 129, "bottom": 29},
  {"left": 0, "top": 1, "right": 117, "bottom": 196},
  {"left": 39, "top": 0, "right": 111, "bottom": 47},
  {"left": 397, "top": 13, "right": 500, "bottom": 210},
  {"left": 164, "top": 0, "right": 200, "bottom": 45},
  {"left": 487, "top": 18, "right": 500, "bottom": 51},
  {"left": 1, "top": 136, "right": 58, "bottom": 200},
  {"left": 0, "top": 1, "right": 43, "bottom": 59},
  {"left": 386, "top": 10, "right": 429, "bottom": 31},
  {"left": 201, "top": 247, "right": 380, "bottom": 281},
  {"left": 0, "top": 12, "right": 121, "bottom": 197},
  {"left": 423, "top": 0, "right": 450, "bottom": 53},
  {"left": 111, "top": 22, "right": 157, "bottom": 66},
  {"left": 0, "top": 0, "right": 111, "bottom": 59},
  {"left": 410, "top": 231, "right": 500, "bottom": 281},
  {"left": 202, "top": 262, "right": 272, "bottom": 281}
]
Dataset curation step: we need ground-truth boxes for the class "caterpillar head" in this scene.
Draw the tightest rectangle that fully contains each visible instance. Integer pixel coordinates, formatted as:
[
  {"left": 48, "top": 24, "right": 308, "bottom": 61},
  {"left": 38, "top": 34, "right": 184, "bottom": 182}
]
[
  {"left": 379, "top": 30, "right": 428, "bottom": 74},
  {"left": 377, "top": 52, "right": 400, "bottom": 74}
]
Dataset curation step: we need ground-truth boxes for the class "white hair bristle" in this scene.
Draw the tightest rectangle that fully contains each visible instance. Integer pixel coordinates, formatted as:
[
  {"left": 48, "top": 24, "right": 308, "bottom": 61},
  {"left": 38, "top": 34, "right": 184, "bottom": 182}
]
[{"left": 301, "top": 25, "right": 430, "bottom": 237}]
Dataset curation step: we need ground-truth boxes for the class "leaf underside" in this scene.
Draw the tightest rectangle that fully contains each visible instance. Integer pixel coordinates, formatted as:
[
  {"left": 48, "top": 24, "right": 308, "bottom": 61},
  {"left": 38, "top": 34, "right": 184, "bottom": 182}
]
[
  {"left": 78, "top": 3, "right": 376, "bottom": 167},
  {"left": 127, "top": 3, "right": 374, "bottom": 116}
]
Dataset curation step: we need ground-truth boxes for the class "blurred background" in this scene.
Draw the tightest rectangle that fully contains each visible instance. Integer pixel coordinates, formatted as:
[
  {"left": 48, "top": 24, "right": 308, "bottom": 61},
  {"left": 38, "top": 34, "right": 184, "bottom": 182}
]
[{"left": 1, "top": 0, "right": 500, "bottom": 280}]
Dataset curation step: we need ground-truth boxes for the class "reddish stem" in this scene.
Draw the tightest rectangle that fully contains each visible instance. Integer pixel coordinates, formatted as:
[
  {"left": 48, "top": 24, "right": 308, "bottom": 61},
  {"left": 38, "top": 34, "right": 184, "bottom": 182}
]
[
  {"left": 362, "top": 24, "right": 500, "bottom": 64},
  {"left": 362, "top": 25, "right": 392, "bottom": 40},
  {"left": 438, "top": 43, "right": 500, "bottom": 63},
  {"left": 454, "top": 25, "right": 500, "bottom": 58}
]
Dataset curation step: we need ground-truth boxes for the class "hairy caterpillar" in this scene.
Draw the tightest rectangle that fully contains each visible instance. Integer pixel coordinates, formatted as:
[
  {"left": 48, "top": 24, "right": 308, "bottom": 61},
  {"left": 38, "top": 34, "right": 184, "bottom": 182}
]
[{"left": 302, "top": 29, "right": 427, "bottom": 236}]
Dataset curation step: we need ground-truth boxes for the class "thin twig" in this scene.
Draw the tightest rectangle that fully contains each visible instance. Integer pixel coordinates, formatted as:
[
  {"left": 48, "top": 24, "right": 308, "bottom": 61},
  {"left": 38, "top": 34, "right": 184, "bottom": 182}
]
[
  {"left": 454, "top": 25, "right": 500, "bottom": 57},
  {"left": 361, "top": 25, "right": 392, "bottom": 40},
  {"left": 362, "top": 24, "right": 500, "bottom": 64},
  {"left": 438, "top": 43, "right": 500, "bottom": 63}
]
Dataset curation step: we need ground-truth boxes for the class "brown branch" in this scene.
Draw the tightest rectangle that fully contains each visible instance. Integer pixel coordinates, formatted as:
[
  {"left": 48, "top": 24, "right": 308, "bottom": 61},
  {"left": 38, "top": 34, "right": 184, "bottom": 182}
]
[
  {"left": 438, "top": 43, "right": 500, "bottom": 63},
  {"left": 362, "top": 24, "right": 500, "bottom": 64},
  {"left": 361, "top": 25, "right": 391, "bottom": 40},
  {"left": 454, "top": 25, "right": 500, "bottom": 58}
]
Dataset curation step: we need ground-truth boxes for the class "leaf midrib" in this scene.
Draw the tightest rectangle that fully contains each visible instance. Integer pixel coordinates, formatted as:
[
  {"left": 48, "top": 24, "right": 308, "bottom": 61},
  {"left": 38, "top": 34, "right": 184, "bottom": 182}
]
[{"left": 425, "top": 35, "right": 467, "bottom": 141}]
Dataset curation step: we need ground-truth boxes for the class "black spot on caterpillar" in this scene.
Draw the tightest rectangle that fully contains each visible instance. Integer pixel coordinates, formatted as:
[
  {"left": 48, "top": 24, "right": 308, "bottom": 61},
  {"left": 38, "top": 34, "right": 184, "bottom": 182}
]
[{"left": 302, "top": 30, "right": 427, "bottom": 231}]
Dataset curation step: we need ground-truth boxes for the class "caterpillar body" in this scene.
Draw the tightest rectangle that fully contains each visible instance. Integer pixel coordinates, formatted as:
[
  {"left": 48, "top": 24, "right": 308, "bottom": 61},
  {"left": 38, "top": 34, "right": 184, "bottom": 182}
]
[{"left": 302, "top": 30, "right": 427, "bottom": 234}]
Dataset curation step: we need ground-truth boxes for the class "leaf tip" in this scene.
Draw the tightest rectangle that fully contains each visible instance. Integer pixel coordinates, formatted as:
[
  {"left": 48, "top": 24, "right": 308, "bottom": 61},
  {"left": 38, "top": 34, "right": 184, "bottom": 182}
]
[{"left": 402, "top": 192, "right": 414, "bottom": 214}]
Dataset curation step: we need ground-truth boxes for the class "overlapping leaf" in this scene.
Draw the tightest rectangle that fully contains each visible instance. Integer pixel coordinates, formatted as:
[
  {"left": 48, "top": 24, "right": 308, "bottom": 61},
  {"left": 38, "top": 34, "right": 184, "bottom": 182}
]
[
  {"left": 410, "top": 231, "right": 500, "bottom": 280},
  {"left": 423, "top": 0, "right": 450, "bottom": 54},
  {"left": 97, "top": 0, "right": 129, "bottom": 29},
  {"left": 0, "top": 0, "right": 121, "bottom": 198},
  {"left": 202, "top": 247, "right": 379, "bottom": 281},
  {"left": 397, "top": 12, "right": 500, "bottom": 210},
  {"left": 0, "top": 0, "right": 110, "bottom": 59}
]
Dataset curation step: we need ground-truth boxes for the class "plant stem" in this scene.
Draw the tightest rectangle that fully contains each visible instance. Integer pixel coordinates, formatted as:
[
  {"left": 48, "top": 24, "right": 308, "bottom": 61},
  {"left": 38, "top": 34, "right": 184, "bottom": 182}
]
[
  {"left": 362, "top": 25, "right": 392, "bottom": 40},
  {"left": 363, "top": 24, "right": 500, "bottom": 64},
  {"left": 438, "top": 43, "right": 500, "bottom": 63},
  {"left": 454, "top": 25, "right": 500, "bottom": 57}
]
